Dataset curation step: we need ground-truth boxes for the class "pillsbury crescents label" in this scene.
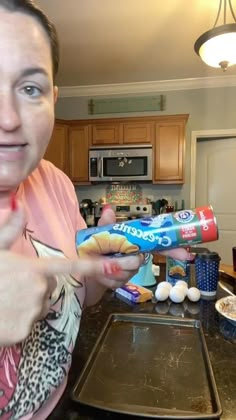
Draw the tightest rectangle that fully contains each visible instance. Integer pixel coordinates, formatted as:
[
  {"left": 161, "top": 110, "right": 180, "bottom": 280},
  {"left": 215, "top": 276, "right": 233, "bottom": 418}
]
[{"left": 76, "top": 206, "right": 218, "bottom": 256}]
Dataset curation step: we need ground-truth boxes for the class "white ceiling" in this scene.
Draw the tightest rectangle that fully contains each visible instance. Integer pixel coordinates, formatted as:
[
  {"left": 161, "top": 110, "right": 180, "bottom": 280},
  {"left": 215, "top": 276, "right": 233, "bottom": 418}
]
[{"left": 35, "top": 0, "right": 236, "bottom": 93}]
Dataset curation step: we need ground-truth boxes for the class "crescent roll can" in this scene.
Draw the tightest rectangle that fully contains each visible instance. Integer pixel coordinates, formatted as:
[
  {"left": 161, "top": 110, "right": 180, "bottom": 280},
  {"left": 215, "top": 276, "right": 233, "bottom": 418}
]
[{"left": 76, "top": 206, "right": 218, "bottom": 257}]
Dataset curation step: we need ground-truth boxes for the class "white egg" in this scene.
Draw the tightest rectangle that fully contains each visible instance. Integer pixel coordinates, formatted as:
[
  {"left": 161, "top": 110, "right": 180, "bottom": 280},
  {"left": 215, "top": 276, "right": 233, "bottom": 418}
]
[
  {"left": 155, "top": 286, "right": 169, "bottom": 302},
  {"left": 187, "top": 287, "right": 201, "bottom": 302},
  {"left": 169, "top": 287, "right": 185, "bottom": 303},
  {"left": 175, "top": 280, "right": 188, "bottom": 290},
  {"left": 157, "top": 281, "right": 172, "bottom": 292},
  {"left": 174, "top": 285, "right": 188, "bottom": 298}
]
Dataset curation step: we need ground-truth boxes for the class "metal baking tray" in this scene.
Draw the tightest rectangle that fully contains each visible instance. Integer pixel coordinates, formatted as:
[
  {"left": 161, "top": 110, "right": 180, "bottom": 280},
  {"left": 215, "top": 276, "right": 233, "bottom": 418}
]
[{"left": 72, "top": 314, "right": 222, "bottom": 419}]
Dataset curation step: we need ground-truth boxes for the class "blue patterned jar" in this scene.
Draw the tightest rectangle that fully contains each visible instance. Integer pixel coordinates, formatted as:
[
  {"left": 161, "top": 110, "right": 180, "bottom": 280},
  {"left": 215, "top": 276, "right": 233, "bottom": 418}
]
[{"left": 195, "top": 252, "right": 221, "bottom": 296}]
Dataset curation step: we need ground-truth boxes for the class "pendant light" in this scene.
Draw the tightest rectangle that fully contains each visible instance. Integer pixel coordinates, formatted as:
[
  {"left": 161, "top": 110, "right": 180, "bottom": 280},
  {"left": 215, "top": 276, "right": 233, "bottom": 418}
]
[{"left": 194, "top": 0, "right": 236, "bottom": 71}]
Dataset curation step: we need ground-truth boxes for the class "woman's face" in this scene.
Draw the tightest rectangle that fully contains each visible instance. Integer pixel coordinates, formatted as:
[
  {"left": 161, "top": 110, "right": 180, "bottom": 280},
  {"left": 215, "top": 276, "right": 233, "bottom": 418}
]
[{"left": 0, "top": 8, "right": 58, "bottom": 192}]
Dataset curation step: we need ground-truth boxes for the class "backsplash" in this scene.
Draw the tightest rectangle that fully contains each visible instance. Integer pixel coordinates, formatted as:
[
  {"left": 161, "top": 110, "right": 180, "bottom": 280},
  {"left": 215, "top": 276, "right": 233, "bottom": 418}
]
[
  {"left": 75, "top": 183, "right": 186, "bottom": 208},
  {"left": 106, "top": 184, "right": 142, "bottom": 204}
]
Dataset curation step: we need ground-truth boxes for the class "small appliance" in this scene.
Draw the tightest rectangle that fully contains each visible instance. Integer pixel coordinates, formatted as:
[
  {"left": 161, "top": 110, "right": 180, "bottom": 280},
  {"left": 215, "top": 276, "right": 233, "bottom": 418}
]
[
  {"left": 89, "top": 145, "right": 152, "bottom": 182},
  {"left": 130, "top": 253, "right": 156, "bottom": 287}
]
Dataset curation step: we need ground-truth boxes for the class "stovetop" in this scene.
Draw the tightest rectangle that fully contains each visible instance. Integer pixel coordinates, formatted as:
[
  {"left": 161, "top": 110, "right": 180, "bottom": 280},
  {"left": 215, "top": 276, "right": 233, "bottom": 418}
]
[{"left": 95, "top": 203, "right": 152, "bottom": 218}]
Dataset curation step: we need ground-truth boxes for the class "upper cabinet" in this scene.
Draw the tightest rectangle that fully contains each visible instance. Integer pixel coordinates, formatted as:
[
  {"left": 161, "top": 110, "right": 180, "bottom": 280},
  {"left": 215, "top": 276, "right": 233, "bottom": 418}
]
[
  {"left": 153, "top": 115, "right": 188, "bottom": 184},
  {"left": 44, "top": 122, "right": 69, "bottom": 175},
  {"left": 45, "top": 115, "right": 188, "bottom": 185},
  {"left": 69, "top": 124, "right": 91, "bottom": 183},
  {"left": 123, "top": 121, "right": 154, "bottom": 144},
  {"left": 91, "top": 119, "right": 154, "bottom": 145},
  {"left": 91, "top": 122, "right": 122, "bottom": 145}
]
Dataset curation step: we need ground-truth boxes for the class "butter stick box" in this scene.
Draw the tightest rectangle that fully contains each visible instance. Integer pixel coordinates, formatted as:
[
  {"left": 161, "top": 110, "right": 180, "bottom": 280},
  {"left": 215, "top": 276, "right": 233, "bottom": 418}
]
[{"left": 115, "top": 282, "right": 153, "bottom": 303}]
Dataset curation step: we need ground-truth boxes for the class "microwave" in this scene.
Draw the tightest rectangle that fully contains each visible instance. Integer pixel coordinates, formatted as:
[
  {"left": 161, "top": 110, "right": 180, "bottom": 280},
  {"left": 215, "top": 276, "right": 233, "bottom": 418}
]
[{"left": 89, "top": 145, "right": 153, "bottom": 182}]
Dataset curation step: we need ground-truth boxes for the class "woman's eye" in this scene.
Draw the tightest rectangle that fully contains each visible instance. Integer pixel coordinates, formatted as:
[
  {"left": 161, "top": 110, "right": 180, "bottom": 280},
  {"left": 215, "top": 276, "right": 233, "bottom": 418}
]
[{"left": 23, "top": 86, "right": 41, "bottom": 97}]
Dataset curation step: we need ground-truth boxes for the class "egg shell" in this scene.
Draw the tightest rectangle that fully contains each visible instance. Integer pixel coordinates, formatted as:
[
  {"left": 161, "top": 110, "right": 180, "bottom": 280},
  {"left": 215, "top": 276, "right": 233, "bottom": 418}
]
[
  {"left": 175, "top": 280, "right": 188, "bottom": 290},
  {"left": 169, "top": 287, "right": 185, "bottom": 303},
  {"left": 187, "top": 287, "right": 201, "bottom": 302},
  {"left": 155, "top": 286, "right": 169, "bottom": 302},
  {"left": 173, "top": 285, "right": 188, "bottom": 298},
  {"left": 157, "top": 281, "right": 172, "bottom": 292}
]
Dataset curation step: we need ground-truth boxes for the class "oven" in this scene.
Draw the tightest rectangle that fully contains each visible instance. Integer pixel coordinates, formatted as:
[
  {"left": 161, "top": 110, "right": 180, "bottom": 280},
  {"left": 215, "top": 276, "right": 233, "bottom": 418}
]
[{"left": 94, "top": 203, "right": 153, "bottom": 225}]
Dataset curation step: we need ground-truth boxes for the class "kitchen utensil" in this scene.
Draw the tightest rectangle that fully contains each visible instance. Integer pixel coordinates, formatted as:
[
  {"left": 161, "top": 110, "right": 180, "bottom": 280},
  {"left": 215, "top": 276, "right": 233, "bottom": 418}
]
[
  {"left": 215, "top": 296, "right": 236, "bottom": 326},
  {"left": 72, "top": 313, "right": 222, "bottom": 419},
  {"left": 218, "top": 280, "right": 235, "bottom": 296},
  {"left": 129, "top": 253, "right": 156, "bottom": 287}
]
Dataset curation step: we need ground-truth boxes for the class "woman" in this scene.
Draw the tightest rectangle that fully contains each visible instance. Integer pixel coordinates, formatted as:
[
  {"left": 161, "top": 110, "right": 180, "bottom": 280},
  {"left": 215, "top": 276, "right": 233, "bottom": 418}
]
[{"left": 0, "top": 1, "right": 190, "bottom": 418}]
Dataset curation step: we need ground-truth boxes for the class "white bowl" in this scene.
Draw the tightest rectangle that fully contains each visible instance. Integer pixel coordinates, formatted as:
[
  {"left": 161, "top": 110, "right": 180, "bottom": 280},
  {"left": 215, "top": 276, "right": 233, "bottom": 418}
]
[{"left": 215, "top": 296, "right": 236, "bottom": 326}]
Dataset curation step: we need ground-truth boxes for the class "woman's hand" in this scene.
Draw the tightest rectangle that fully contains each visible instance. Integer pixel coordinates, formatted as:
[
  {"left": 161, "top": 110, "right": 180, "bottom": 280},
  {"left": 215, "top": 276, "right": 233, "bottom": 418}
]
[
  {"left": 83, "top": 205, "right": 194, "bottom": 306},
  {"left": 0, "top": 201, "right": 126, "bottom": 345},
  {"left": 83, "top": 205, "right": 142, "bottom": 306}
]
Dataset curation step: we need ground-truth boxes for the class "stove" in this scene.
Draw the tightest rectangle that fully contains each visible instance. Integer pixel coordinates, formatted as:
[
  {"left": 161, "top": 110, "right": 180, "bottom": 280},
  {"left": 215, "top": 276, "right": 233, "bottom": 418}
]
[{"left": 94, "top": 203, "right": 153, "bottom": 221}]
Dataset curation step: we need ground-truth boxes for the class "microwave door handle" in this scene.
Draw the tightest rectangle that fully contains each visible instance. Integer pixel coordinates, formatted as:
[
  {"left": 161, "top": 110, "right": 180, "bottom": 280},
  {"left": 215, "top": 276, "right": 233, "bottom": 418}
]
[{"left": 98, "top": 157, "right": 102, "bottom": 178}]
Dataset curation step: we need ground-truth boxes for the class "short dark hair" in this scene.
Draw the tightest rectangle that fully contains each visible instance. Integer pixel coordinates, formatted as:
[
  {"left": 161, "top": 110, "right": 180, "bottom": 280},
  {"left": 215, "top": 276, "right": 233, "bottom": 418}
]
[{"left": 0, "top": 0, "right": 59, "bottom": 81}]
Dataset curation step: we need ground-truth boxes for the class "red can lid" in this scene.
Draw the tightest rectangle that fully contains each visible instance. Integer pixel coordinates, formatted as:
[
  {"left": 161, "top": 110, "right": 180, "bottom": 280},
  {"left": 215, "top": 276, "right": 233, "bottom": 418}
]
[{"left": 196, "top": 206, "right": 218, "bottom": 243}]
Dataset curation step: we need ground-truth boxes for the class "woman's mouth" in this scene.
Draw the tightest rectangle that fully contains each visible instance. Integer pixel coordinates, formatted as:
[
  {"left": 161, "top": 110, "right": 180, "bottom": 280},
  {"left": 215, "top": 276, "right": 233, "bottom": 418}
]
[{"left": 0, "top": 144, "right": 27, "bottom": 160}]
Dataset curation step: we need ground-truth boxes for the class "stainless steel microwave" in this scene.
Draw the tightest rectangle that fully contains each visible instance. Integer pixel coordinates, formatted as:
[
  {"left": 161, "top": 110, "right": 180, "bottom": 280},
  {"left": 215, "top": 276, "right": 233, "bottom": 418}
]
[{"left": 89, "top": 145, "right": 153, "bottom": 182}]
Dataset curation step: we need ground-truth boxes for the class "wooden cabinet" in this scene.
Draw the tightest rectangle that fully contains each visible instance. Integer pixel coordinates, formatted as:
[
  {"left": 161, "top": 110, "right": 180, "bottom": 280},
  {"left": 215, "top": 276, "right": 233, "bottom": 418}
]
[
  {"left": 153, "top": 116, "right": 188, "bottom": 184},
  {"left": 47, "top": 115, "right": 188, "bottom": 185},
  {"left": 44, "top": 122, "right": 68, "bottom": 174},
  {"left": 152, "top": 253, "right": 166, "bottom": 265},
  {"left": 123, "top": 121, "right": 154, "bottom": 144},
  {"left": 91, "top": 122, "right": 122, "bottom": 145},
  {"left": 69, "top": 125, "right": 90, "bottom": 183},
  {"left": 91, "top": 120, "right": 154, "bottom": 145}
]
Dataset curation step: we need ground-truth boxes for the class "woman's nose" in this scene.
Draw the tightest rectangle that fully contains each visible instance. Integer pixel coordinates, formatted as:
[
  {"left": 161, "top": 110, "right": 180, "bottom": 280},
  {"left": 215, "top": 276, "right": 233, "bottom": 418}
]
[{"left": 0, "top": 91, "right": 21, "bottom": 131}]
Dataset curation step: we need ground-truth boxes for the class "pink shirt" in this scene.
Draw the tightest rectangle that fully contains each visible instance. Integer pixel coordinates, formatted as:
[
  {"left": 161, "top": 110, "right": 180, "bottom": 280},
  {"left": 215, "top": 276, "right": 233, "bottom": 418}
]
[{"left": 0, "top": 160, "right": 86, "bottom": 419}]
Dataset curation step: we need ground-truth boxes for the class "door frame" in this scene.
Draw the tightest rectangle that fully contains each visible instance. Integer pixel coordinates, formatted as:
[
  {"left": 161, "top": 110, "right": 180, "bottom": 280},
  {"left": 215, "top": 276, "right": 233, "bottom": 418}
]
[{"left": 190, "top": 128, "right": 236, "bottom": 208}]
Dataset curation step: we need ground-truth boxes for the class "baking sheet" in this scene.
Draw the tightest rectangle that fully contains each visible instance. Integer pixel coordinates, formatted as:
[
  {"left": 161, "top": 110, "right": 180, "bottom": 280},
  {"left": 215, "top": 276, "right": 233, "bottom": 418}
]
[{"left": 72, "top": 314, "right": 222, "bottom": 419}]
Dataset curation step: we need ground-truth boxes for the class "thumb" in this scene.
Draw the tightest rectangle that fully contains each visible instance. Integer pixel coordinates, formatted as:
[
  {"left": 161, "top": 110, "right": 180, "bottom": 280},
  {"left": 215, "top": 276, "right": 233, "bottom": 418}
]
[
  {"left": 98, "top": 204, "right": 116, "bottom": 226},
  {"left": 0, "top": 197, "right": 26, "bottom": 249}
]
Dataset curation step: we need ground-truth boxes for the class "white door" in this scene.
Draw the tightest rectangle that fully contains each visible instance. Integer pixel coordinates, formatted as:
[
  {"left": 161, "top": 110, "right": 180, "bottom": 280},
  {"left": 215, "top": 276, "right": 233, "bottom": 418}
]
[{"left": 196, "top": 137, "right": 236, "bottom": 264}]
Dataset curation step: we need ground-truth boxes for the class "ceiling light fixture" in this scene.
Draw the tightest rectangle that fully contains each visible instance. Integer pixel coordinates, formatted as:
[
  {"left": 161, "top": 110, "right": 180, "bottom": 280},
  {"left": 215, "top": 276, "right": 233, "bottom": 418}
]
[{"left": 194, "top": 0, "right": 236, "bottom": 71}]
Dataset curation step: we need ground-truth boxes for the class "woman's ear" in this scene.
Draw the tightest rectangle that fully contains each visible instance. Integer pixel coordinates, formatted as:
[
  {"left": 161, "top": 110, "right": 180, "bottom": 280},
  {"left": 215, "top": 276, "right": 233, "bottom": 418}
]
[{"left": 53, "top": 86, "right": 58, "bottom": 104}]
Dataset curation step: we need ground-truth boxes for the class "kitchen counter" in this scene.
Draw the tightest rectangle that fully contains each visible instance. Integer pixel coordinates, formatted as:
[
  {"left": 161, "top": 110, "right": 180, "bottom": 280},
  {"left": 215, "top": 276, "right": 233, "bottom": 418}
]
[{"left": 48, "top": 267, "right": 236, "bottom": 420}]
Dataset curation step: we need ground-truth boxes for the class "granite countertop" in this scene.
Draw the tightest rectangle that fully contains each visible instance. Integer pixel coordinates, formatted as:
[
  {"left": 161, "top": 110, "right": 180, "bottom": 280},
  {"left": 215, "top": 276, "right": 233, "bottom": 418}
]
[{"left": 48, "top": 269, "right": 236, "bottom": 420}]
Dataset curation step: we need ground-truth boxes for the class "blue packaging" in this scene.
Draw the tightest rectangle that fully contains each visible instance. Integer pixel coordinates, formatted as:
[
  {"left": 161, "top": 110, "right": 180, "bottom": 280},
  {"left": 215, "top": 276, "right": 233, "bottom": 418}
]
[
  {"left": 76, "top": 207, "right": 218, "bottom": 256},
  {"left": 166, "top": 256, "right": 190, "bottom": 286}
]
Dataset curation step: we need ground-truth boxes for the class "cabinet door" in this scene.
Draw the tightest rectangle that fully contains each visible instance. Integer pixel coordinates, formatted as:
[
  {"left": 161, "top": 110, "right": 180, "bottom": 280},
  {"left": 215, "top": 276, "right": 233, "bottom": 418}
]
[
  {"left": 44, "top": 124, "right": 68, "bottom": 174},
  {"left": 69, "top": 126, "right": 90, "bottom": 183},
  {"left": 154, "top": 120, "right": 185, "bottom": 183},
  {"left": 123, "top": 122, "right": 154, "bottom": 144},
  {"left": 91, "top": 123, "right": 123, "bottom": 145}
]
